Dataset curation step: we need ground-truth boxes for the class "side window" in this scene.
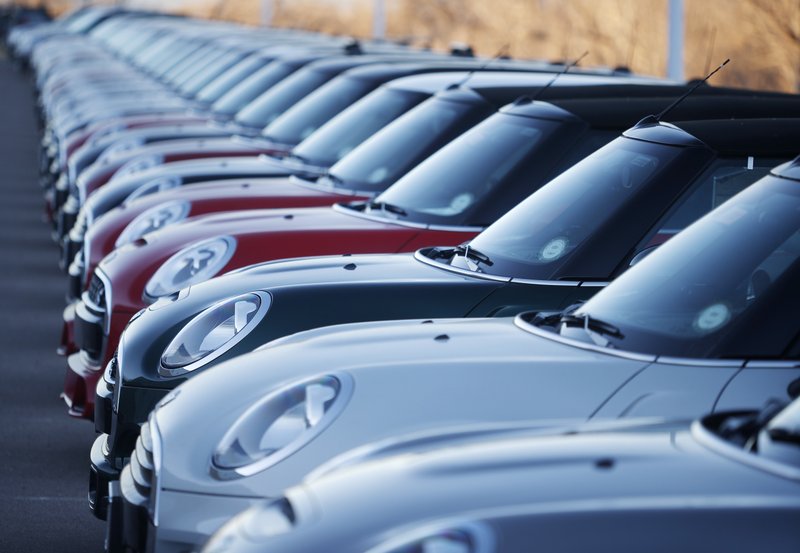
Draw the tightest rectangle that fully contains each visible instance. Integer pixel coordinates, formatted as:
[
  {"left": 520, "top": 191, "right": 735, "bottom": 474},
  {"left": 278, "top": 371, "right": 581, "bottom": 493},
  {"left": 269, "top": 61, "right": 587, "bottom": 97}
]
[{"left": 628, "top": 158, "right": 778, "bottom": 263}]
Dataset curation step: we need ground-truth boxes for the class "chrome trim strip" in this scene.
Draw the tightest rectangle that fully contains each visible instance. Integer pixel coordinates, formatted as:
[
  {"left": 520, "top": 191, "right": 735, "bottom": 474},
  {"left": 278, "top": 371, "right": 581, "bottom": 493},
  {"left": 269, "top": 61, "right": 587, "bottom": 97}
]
[
  {"left": 96, "top": 269, "right": 113, "bottom": 336},
  {"left": 744, "top": 360, "right": 800, "bottom": 368},
  {"left": 692, "top": 419, "right": 800, "bottom": 482},
  {"left": 149, "top": 416, "right": 163, "bottom": 527},
  {"left": 511, "top": 277, "right": 581, "bottom": 287},
  {"left": 230, "top": 134, "right": 274, "bottom": 147},
  {"left": 655, "top": 356, "right": 744, "bottom": 368},
  {"left": 413, "top": 250, "right": 511, "bottom": 283},
  {"left": 332, "top": 203, "right": 486, "bottom": 232},
  {"left": 513, "top": 314, "right": 657, "bottom": 362},
  {"left": 579, "top": 281, "right": 610, "bottom": 288},
  {"left": 427, "top": 223, "right": 485, "bottom": 232},
  {"left": 332, "top": 203, "right": 429, "bottom": 228},
  {"left": 288, "top": 175, "right": 370, "bottom": 198}
]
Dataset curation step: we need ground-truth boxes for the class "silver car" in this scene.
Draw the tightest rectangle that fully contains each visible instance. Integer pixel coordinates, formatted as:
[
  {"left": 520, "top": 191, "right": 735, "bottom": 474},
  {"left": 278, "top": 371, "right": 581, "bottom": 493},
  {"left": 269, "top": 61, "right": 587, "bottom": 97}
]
[
  {"left": 110, "top": 156, "right": 800, "bottom": 552},
  {"left": 203, "top": 399, "right": 800, "bottom": 553}
]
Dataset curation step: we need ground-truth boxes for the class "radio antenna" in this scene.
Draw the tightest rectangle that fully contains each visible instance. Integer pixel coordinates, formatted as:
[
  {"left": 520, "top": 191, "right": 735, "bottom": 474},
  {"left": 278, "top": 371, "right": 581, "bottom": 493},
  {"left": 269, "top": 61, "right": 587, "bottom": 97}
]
[
  {"left": 530, "top": 50, "right": 589, "bottom": 101},
  {"left": 450, "top": 43, "right": 511, "bottom": 89},
  {"left": 655, "top": 58, "right": 730, "bottom": 122}
]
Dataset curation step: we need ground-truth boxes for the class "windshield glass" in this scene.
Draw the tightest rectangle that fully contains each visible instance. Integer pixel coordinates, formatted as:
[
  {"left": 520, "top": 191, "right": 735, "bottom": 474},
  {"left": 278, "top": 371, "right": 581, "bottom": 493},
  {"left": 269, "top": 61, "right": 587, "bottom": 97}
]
[
  {"left": 197, "top": 56, "right": 269, "bottom": 104},
  {"left": 324, "top": 97, "right": 492, "bottom": 194},
  {"left": 212, "top": 62, "right": 296, "bottom": 117},
  {"left": 234, "top": 69, "right": 332, "bottom": 129},
  {"left": 262, "top": 76, "right": 374, "bottom": 146},
  {"left": 372, "top": 113, "right": 579, "bottom": 226},
  {"left": 461, "top": 138, "right": 687, "bottom": 279},
  {"left": 290, "top": 87, "right": 430, "bottom": 169},
  {"left": 181, "top": 51, "right": 244, "bottom": 96},
  {"left": 572, "top": 174, "right": 800, "bottom": 358}
]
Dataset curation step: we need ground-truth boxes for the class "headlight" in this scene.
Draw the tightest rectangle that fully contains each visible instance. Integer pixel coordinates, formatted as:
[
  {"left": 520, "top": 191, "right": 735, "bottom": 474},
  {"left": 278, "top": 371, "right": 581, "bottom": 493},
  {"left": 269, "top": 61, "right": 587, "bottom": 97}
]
[
  {"left": 115, "top": 201, "right": 191, "bottom": 247},
  {"left": 113, "top": 154, "right": 164, "bottom": 180},
  {"left": 159, "top": 291, "right": 269, "bottom": 376},
  {"left": 124, "top": 175, "right": 180, "bottom": 204},
  {"left": 144, "top": 236, "right": 235, "bottom": 300},
  {"left": 201, "top": 498, "right": 295, "bottom": 553},
  {"left": 368, "top": 523, "right": 493, "bottom": 553},
  {"left": 211, "top": 374, "right": 353, "bottom": 479}
]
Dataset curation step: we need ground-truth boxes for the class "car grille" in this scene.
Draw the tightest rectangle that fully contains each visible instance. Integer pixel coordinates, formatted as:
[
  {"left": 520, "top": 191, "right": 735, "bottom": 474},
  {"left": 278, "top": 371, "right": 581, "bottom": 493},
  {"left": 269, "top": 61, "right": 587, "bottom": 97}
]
[
  {"left": 87, "top": 274, "right": 105, "bottom": 310},
  {"left": 128, "top": 422, "right": 155, "bottom": 510}
]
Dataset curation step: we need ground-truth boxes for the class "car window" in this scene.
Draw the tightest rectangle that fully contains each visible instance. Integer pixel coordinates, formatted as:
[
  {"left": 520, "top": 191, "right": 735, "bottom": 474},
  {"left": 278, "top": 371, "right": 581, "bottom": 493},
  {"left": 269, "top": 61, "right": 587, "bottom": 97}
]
[{"left": 632, "top": 158, "right": 778, "bottom": 258}]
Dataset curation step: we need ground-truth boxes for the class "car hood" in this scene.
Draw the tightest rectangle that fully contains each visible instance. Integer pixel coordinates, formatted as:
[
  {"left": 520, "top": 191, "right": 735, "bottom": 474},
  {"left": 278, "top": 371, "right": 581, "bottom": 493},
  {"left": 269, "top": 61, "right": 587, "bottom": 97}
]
[
  {"left": 84, "top": 156, "right": 289, "bottom": 220},
  {"left": 98, "top": 207, "right": 420, "bottom": 309},
  {"left": 86, "top": 178, "right": 352, "bottom": 269},
  {"left": 137, "top": 206, "right": 407, "bottom": 244},
  {"left": 117, "top": 252, "right": 491, "bottom": 386},
  {"left": 236, "top": 417, "right": 797, "bottom": 553},
  {"left": 153, "top": 316, "right": 649, "bottom": 496}
]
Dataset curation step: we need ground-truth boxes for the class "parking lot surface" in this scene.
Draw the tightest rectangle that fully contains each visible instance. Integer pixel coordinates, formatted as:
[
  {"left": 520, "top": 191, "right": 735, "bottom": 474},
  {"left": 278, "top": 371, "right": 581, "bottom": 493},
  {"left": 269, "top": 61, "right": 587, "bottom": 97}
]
[{"left": 0, "top": 52, "right": 105, "bottom": 552}]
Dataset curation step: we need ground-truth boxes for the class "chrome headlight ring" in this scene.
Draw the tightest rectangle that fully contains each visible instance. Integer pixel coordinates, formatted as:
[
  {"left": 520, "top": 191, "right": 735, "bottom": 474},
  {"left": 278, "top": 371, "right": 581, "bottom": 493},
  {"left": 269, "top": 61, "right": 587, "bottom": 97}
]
[
  {"left": 159, "top": 291, "right": 271, "bottom": 377},
  {"left": 210, "top": 373, "right": 354, "bottom": 480}
]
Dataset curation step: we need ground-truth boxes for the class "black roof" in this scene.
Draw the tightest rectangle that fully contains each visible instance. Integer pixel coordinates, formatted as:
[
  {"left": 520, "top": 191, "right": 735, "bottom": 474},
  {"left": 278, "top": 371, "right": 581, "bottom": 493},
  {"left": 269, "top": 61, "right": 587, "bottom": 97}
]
[
  {"left": 536, "top": 95, "right": 800, "bottom": 129},
  {"left": 643, "top": 118, "right": 800, "bottom": 157}
]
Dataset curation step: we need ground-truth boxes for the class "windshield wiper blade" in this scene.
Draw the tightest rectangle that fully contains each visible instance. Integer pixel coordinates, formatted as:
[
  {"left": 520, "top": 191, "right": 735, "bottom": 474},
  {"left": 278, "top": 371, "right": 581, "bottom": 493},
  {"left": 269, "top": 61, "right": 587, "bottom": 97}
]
[
  {"left": 368, "top": 201, "right": 407, "bottom": 217},
  {"left": 560, "top": 313, "right": 624, "bottom": 347},
  {"left": 718, "top": 400, "right": 787, "bottom": 448},
  {"left": 454, "top": 244, "right": 493, "bottom": 267},
  {"left": 282, "top": 152, "right": 312, "bottom": 166}
]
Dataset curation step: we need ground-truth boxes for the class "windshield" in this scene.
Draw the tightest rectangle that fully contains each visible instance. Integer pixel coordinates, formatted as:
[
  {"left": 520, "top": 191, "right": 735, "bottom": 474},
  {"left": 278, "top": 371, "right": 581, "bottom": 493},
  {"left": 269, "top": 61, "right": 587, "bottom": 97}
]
[
  {"left": 290, "top": 87, "right": 430, "bottom": 169},
  {"left": 197, "top": 56, "right": 269, "bottom": 104},
  {"left": 571, "top": 174, "right": 800, "bottom": 358},
  {"left": 324, "top": 97, "right": 493, "bottom": 194},
  {"left": 182, "top": 51, "right": 244, "bottom": 97},
  {"left": 212, "top": 62, "right": 296, "bottom": 117},
  {"left": 233, "top": 69, "right": 332, "bottom": 129},
  {"left": 372, "top": 112, "right": 583, "bottom": 226},
  {"left": 460, "top": 138, "right": 694, "bottom": 279},
  {"left": 262, "top": 76, "right": 375, "bottom": 146}
]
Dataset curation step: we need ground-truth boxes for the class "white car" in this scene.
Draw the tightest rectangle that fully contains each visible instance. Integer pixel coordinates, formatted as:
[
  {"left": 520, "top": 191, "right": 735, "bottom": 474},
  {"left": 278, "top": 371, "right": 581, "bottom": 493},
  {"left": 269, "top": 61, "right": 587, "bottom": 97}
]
[{"left": 203, "top": 398, "right": 800, "bottom": 553}]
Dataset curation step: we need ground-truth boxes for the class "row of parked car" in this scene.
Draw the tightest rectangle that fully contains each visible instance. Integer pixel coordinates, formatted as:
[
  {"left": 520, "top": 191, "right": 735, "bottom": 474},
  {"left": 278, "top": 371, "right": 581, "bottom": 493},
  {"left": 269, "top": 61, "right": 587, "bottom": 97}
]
[{"left": 7, "top": 5, "right": 800, "bottom": 553}]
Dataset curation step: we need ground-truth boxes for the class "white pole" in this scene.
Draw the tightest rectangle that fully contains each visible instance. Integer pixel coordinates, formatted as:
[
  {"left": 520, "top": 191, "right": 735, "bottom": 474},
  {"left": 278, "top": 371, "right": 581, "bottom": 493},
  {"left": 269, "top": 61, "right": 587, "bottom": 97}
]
[
  {"left": 260, "top": 0, "right": 273, "bottom": 27},
  {"left": 667, "top": 0, "right": 684, "bottom": 81},
  {"left": 372, "top": 0, "right": 386, "bottom": 40}
]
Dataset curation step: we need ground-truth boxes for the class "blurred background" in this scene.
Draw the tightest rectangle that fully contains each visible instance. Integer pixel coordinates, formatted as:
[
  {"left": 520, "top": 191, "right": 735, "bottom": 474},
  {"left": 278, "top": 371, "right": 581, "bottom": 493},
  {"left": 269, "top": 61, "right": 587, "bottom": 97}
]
[{"left": 3, "top": 0, "right": 799, "bottom": 92}]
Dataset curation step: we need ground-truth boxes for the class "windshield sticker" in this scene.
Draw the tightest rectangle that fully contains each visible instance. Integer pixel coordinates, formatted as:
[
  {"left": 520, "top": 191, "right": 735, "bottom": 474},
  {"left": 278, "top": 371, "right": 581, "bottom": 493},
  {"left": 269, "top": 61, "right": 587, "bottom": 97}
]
[
  {"left": 450, "top": 193, "right": 474, "bottom": 213},
  {"left": 538, "top": 237, "right": 569, "bottom": 261},
  {"left": 712, "top": 204, "right": 748, "bottom": 226},
  {"left": 693, "top": 302, "right": 731, "bottom": 333},
  {"left": 367, "top": 167, "right": 389, "bottom": 184}
]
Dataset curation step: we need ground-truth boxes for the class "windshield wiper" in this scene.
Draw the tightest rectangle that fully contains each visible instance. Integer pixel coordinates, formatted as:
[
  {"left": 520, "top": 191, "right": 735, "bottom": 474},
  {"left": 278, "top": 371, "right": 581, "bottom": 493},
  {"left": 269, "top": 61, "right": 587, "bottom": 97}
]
[
  {"left": 368, "top": 201, "right": 407, "bottom": 217},
  {"left": 282, "top": 152, "right": 312, "bottom": 166},
  {"left": 453, "top": 244, "right": 494, "bottom": 269},
  {"left": 717, "top": 400, "right": 787, "bottom": 449},
  {"left": 560, "top": 313, "right": 624, "bottom": 347},
  {"left": 323, "top": 172, "right": 347, "bottom": 188}
]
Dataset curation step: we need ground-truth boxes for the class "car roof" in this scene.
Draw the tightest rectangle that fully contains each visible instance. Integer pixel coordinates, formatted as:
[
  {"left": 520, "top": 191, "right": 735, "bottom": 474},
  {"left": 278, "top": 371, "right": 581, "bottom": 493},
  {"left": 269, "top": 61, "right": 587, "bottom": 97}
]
[
  {"left": 527, "top": 95, "right": 800, "bottom": 129},
  {"left": 633, "top": 118, "right": 800, "bottom": 157},
  {"left": 383, "top": 70, "right": 666, "bottom": 96}
]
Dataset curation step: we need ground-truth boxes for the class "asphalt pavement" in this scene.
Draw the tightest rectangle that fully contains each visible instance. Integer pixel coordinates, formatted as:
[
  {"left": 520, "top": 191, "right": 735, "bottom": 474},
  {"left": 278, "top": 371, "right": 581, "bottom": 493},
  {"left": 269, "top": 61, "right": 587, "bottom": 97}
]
[{"left": 0, "top": 50, "right": 105, "bottom": 551}]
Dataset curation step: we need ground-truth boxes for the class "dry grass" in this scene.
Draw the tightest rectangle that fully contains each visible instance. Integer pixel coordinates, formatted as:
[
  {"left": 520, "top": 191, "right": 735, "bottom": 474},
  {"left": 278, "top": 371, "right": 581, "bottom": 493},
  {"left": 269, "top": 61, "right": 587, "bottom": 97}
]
[{"left": 17, "top": 0, "right": 800, "bottom": 92}]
